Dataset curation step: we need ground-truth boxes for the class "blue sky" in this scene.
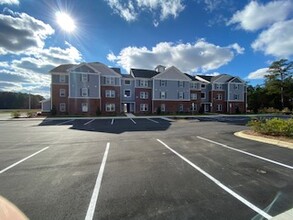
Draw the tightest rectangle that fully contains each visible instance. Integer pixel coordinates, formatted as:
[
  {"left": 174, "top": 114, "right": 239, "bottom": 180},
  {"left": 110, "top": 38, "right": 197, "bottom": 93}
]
[{"left": 0, "top": 0, "right": 293, "bottom": 98}]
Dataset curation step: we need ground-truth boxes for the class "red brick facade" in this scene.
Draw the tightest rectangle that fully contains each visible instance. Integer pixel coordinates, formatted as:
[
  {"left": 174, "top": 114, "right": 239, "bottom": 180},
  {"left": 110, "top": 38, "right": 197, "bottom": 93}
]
[
  {"left": 135, "top": 88, "right": 152, "bottom": 114},
  {"left": 51, "top": 84, "right": 69, "bottom": 115},
  {"left": 68, "top": 98, "right": 100, "bottom": 115},
  {"left": 153, "top": 100, "right": 191, "bottom": 114},
  {"left": 100, "top": 86, "right": 121, "bottom": 115},
  {"left": 228, "top": 101, "right": 245, "bottom": 114},
  {"left": 210, "top": 91, "right": 227, "bottom": 113}
]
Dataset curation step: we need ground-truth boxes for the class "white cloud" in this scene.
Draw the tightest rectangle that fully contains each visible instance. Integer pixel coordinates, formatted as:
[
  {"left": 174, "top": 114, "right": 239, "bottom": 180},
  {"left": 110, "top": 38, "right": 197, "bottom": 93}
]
[
  {"left": 251, "top": 19, "right": 293, "bottom": 58},
  {"left": 108, "top": 40, "right": 244, "bottom": 73},
  {"left": 105, "top": 0, "right": 184, "bottom": 23},
  {"left": 227, "top": 0, "right": 293, "bottom": 31},
  {"left": 0, "top": 9, "right": 54, "bottom": 55},
  {"left": 0, "top": 0, "right": 19, "bottom": 5},
  {"left": 247, "top": 68, "right": 268, "bottom": 80}
]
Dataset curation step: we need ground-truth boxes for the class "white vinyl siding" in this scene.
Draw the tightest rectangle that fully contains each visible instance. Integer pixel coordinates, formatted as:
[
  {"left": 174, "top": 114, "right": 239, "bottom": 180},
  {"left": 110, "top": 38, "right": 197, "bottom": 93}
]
[{"left": 160, "top": 80, "right": 167, "bottom": 87}]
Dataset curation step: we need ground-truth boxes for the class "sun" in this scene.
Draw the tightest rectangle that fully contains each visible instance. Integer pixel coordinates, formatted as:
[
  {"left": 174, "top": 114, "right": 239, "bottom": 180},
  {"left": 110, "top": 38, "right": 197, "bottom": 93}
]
[{"left": 55, "top": 11, "right": 76, "bottom": 32}]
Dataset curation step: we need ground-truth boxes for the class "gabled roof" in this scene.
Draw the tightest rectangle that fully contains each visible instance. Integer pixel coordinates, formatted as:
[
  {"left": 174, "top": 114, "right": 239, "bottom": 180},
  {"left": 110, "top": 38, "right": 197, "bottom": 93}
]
[
  {"left": 152, "top": 66, "right": 191, "bottom": 81},
  {"left": 197, "top": 75, "right": 213, "bottom": 82},
  {"left": 110, "top": 67, "right": 121, "bottom": 74},
  {"left": 184, "top": 73, "right": 200, "bottom": 81},
  {"left": 121, "top": 74, "right": 134, "bottom": 78},
  {"left": 130, "top": 68, "right": 159, "bottom": 78},
  {"left": 49, "top": 64, "right": 76, "bottom": 73},
  {"left": 227, "top": 77, "right": 244, "bottom": 83}
]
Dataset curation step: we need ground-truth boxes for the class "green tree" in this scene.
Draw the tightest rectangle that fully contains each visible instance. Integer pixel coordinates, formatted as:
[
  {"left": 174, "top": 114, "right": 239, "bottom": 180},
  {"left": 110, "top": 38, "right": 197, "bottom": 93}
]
[{"left": 267, "top": 59, "right": 293, "bottom": 109}]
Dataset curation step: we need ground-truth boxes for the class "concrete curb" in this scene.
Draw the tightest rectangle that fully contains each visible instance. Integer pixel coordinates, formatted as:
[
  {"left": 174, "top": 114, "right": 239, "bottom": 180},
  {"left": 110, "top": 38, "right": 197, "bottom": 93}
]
[
  {"left": 234, "top": 131, "right": 293, "bottom": 149},
  {"left": 271, "top": 208, "right": 293, "bottom": 220}
]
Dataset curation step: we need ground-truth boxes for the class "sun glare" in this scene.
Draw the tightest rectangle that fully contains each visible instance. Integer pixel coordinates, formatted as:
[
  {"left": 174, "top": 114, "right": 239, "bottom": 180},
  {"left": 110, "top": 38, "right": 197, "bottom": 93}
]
[{"left": 55, "top": 11, "right": 76, "bottom": 32}]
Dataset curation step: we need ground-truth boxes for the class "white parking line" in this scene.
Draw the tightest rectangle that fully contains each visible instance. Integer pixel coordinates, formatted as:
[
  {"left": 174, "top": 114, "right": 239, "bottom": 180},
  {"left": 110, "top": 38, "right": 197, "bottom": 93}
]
[
  {"left": 129, "top": 118, "right": 136, "bottom": 124},
  {"left": 156, "top": 139, "right": 272, "bottom": 220},
  {"left": 111, "top": 118, "right": 114, "bottom": 125},
  {"left": 197, "top": 136, "right": 293, "bottom": 170},
  {"left": 0, "top": 147, "right": 49, "bottom": 174},
  {"left": 84, "top": 119, "right": 95, "bottom": 126},
  {"left": 147, "top": 118, "right": 159, "bottom": 123},
  {"left": 57, "top": 119, "right": 74, "bottom": 125},
  {"left": 160, "top": 117, "right": 175, "bottom": 122},
  {"left": 85, "top": 142, "right": 110, "bottom": 220}
]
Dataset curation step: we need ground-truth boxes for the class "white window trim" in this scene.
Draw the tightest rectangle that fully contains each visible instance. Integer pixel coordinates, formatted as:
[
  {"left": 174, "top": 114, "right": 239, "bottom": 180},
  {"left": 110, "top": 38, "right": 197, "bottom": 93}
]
[
  {"left": 82, "top": 88, "right": 88, "bottom": 97},
  {"left": 216, "top": 104, "right": 223, "bottom": 111},
  {"left": 140, "top": 91, "right": 148, "bottom": 99},
  {"left": 81, "top": 74, "right": 88, "bottom": 82},
  {"left": 178, "top": 81, "right": 184, "bottom": 88},
  {"left": 124, "top": 80, "right": 131, "bottom": 85},
  {"left": 179, "top": 104, "right": 184, "bottom": 112},
  {"left": 59, "top": 103, "right": 66, "bottom": 112},
  {"left": 201, "top": 84, "right": 206, "bottom": 89},
  {"left": 124, "top": 89, "right": 131, "bottom": 98},
  {"left": 59, "top": 75, "right": 66, "bottom": 83},
  {"left": 191, "top": 82, "right": 199, "bottom": 89},
  {"left": 106, "top": 90, "right": 115, "bottom": 98},
  {"left": 201, "top": 92, "right": 206, "bottom": 99},
  {"left": 216, "top": 94, "right": 222, "bottom": 100},
  {"left": 178, "top": 91, "right": 184, "bottom": 99},
  {"left": 105, "top": 103, "right": 115, "bottom": 112},
  {"left": 105, "top": 77, "right": 115, "bottom": 85},
  {"left": 191, "top": 93, "right": 197, "bottom": 100},
  {"left": 59, "top": 89, "right": 66, "bottom": 97},
  {"left": 140, "top": 104, "right": 148, "bottom": 112},
  {"left": 161, "top": 104, "right": 166, "bottom": 112},
  {"left": 82, "top": 103, "right": 88, "bottom": 112}
]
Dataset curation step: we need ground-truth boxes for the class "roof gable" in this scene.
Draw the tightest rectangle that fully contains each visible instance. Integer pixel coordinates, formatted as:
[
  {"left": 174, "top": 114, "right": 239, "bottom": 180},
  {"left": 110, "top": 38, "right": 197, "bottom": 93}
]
[
  {"left": 50, "top": 64, "right": 76, "bottom": 73},
  {"left": 228, "top": 77, "right": 244, "bottom": 83},
  {"left": 69, "top": 63, "right": 98, "bottom": 73},
  {"left": 153, "top": 66, "right": 191, "bottom": 81},
  {"left": 88, "top": 62, "right": 122, "bottom": 77}
]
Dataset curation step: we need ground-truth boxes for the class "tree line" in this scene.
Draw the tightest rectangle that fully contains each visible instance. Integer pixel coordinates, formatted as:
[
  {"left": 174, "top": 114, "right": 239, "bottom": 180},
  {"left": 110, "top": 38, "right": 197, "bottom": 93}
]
[
  {"left": 0, "top": 91, "right": 44, "bottom": 109},
  {"left": 247, "top": 59, "right": 293, "bottom": 113}
]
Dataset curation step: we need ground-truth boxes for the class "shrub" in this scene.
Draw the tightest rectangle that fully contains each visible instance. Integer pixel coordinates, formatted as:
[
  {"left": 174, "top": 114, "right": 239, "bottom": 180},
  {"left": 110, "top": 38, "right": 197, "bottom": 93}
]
[
  {"left": 11, "top": 111, "right": 21, "bottom": 118},
  {"left": 51, "top": 105, "right": 57, "bottom": 116},
  {"left": 156, "top": 107, "right": 161, "bottom": 115},
  {"left": 96, "top": 107, "right": 101, "bottom": 116},
  {"left": 248, "top": 118, "right": 293, "bottom": 137},
  {"left": 26, "top": 111, "right": 35, "bottom": 118}
]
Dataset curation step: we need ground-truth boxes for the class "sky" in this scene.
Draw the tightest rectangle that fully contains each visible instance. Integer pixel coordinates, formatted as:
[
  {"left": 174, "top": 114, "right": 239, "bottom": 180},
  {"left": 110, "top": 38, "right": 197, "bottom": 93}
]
[{"left": 0, "top": 0, "right": 293, "bottom": 98}]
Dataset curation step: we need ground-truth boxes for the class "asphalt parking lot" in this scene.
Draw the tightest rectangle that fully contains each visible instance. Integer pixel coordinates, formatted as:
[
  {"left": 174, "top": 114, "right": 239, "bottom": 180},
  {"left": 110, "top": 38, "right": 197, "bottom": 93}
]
[{"left": 0, "top": 116, "right": 292, "bottom": 220}]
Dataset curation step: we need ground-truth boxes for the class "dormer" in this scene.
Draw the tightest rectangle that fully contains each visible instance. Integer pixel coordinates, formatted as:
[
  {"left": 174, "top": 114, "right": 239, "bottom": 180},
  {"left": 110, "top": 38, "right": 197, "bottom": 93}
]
[{"left": 155, "top": 65, "right": 166, "bottom": 73}]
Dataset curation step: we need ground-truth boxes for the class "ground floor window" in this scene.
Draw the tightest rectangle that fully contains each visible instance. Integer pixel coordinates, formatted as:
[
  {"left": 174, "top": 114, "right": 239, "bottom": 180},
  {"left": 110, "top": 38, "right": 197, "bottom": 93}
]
[
  {"left": 161, "top": 104, "right": 165, "bottom": 112},
  {"left": 216, "top": 104, "right": 222, "bottom": 111},
  {"left": 191, "top": 103, "right": 197, "bottom": 111},
  {"left": 179, "top": 104, "right": 184, "bottom": 112},
  {"left": 106, "top": 103, "right": 115, "bottom": 112},
  {"left": 59, "top": 103, "right": 66, "bottom": 112},
  {"left": 140, "top": 104, "right": 148, "bottom": 111},
  {"left": 82, "top": 103, "right": 88, "bottom": 112}
]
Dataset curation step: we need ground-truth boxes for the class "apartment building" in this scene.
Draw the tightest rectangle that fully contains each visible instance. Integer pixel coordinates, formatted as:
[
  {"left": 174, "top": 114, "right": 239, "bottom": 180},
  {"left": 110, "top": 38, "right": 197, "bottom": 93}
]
[{"left": 45, "top": 62, "right": 246, "bottom": 115}]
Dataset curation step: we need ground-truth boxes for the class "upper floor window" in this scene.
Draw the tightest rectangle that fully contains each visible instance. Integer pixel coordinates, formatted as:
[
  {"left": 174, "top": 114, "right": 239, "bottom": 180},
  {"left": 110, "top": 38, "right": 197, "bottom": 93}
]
[
  {"left": 105, "top": 77, "right": 115, "bottom": 85},
  {"left": 216, "top": 94, "right": 222, "bottom": 100},
  {"left": 106, "top": 90, "right": 115, "bottom": 98},
  {"left": 81, "top": 74, "right": 88, "bottom": 82},
  {"left": 124, "top": 90, "right": 131, "bottom": 97},
  {"left": 191, "top": 93, "right": 197, "bottom": 100},
  {"left": 160, "top": 91, "right": 166, "bottom": 99},
  {"left": 201, "top": 84, "right": 206, "bottom": 89},
  {"left": 178, "top": 81, "right": 184, "bottom": 87},
  {"left": 234, "top": 94, "right": 240, "bottom": 100},
  {"left": 139, "top": 80, "right": 148, "bottom": 87},
  {"left": 59, "top": 75, "right": 66, "bottom": 83},
  {"left": 59, "top": 89, "right": 66, "bottom": 97},
  {"left": 234, "top": 84, "right": 240, "bottom": 90},
  {"left": 178, "top": 91, "right": 184, "bottom": 99},
  {"left": 201, "top": 92, "right": 206, "bottom": 99},
  {"left": 215, "top": 84, "right": 223, "bottom": 90},
  {"left": 216, "top": 104, "right": 223, "bottom": 111},
  {"left": 191, "top": 103, "right": 197, "bottom": 111},
  {"left": 161, "top": 104, "right": 166, "bottom": 112},
  {"left": 191, "top": 83, "right": 198, "bottom": 89},
  {"left": 140, "top": 91, "right": 148, "bottom": 99},
  {"left": 160, "top": 80, "right": 166, "bottom": 87},
  {"left": 124, "top": 80, "right": 131, "bottom": 85},
  {"left": 82, "top": 88, "right": 88, "bottom": 97}
]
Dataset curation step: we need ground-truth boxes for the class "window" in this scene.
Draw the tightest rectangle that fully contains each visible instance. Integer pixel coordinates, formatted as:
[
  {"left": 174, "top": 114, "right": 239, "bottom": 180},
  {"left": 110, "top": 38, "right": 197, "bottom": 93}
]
[
  {"left": 161, "top": 104, "right": 165, "bottom": 112},
  {"left": 82, "top": 88, "right": 88, "bottom": 97},
  {"left": 140, "top": 104, "right": 148, "bottom": 111},
  {"left": 105, "top": 103, "right": 115, "bottom": 112},
  {"left": 82, "top": 103, "right": 88, "bottom": 112},
  {"left": 234, "top": 94, "right": 240, "bottom": 100},
  {"left": 178, "top": 81, "right": 184, "bottom": 87},
  {"left": 216, "top": 104, "right": 222, "bottom": 111},
  {"left": 59, "top": 75, "right": 65, "bottom": 83},
  {"left": 160, "top": 91, "right": 166, "bottom": 99},
  {"left": 201, "top": 92, "right": 206, "bottom": 99},
  {"left": 59, "top": 103, "right": 66, "bottom": 112},
  {"left": 191, "top": 93, "right": 197, "bottom": 100},
  {"left": 160, "top": 80, "right": 166, "bottom": 86},
  {"left": 216, "top": 94, "right": 222, "bottom": 100},
  {"left": 191, "top": 83, "right": 198, "bottom": 89},
  {"left": 215, "top": 84, "right": 222, "bottom": 90},
  {"left": 140, "top": 91, "right": 148, "bottom": 99},
  {"left": 105, "top": 77, "right": 115, "bottom": 85},
  {"left": 124, "top": 80, "right": 130, "bottom": 85},
  {"left": 179, "top": 104, "right": 184, "bottom": 112},
  {"left": 234, "top": 84, "right": 239, "bottom": 90},
  {"left": 124, "top": 90, "right": 131, "bottom": 97},
  {"left": 191, "top": 103, "right": 197, "bottom": 111},
  {"left": 106, "top": 90, "right": 115, "bottom": 98},
  {"left": 81, "top": 74, "right": 88, "bottom": 82},
  {"left": 178, "top": 91, "right": 184, "bottom": 99},
  {"left": 59, "top": 89, "right": 66, "bottom": 97},
  {"left": 201, "top": 84, "right": 206, "bottom": 89},
  {"left": 139, "top": 80, "right": 148, "bottom": 87}
]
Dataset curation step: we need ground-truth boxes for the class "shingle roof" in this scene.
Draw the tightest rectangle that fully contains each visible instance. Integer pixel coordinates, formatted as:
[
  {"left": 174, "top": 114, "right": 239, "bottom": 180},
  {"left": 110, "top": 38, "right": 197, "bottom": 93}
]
[
  {"left": 121, "top": 74, "right": 134, "bottom": 78},
  {"left": 49, "top": 64, "right": 76, "bottom": 73},
  {"left": 184, "top": 73, "right": 200, "bottom": 81},
  {"left": 110, "top": 67, "right": 121, "bottom": 74},
  {"left": 131, "top": 68, "right": 159, "bottom": 78},
  {"left": 197, "top": 75, "right": 213, "bottom": 82}
]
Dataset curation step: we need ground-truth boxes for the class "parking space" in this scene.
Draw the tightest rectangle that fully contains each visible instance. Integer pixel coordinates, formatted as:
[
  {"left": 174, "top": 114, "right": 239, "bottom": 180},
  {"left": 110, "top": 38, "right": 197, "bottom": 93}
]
[{"left": 0, "top": 116, "right": 292, "bottom": 219}]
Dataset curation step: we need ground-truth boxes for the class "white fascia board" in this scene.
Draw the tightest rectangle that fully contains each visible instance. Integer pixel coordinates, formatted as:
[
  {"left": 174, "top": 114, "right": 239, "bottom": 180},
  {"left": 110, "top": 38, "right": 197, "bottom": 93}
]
[{"left": 195, "top": 76, "right": 210, "bottom": 83}]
